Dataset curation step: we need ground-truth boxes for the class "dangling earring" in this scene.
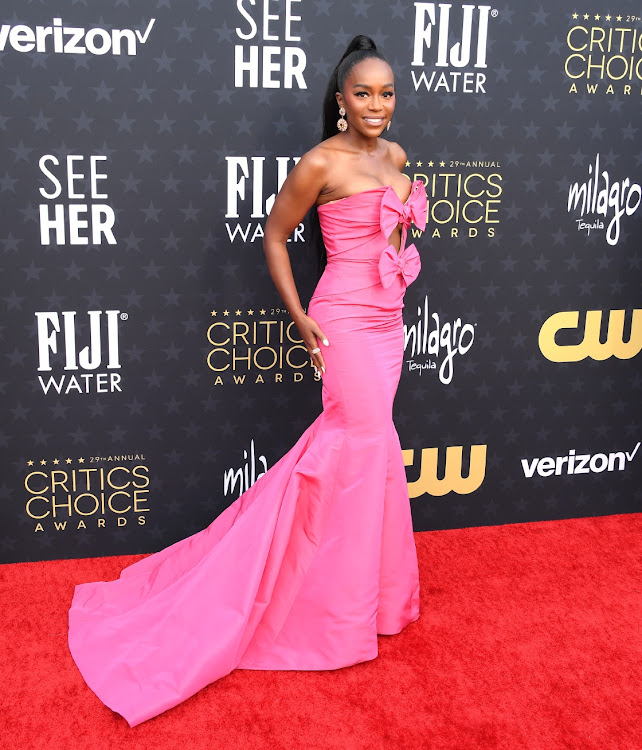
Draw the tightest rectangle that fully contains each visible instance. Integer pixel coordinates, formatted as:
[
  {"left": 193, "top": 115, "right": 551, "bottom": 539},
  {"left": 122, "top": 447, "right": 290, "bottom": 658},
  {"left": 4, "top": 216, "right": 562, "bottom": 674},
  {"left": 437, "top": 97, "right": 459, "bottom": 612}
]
[
  {"left": 337, "top": 106, "right": 348, "bottom": 132},
  {"left": 386, "top": 120, "right": 391, "bottom": 131}
]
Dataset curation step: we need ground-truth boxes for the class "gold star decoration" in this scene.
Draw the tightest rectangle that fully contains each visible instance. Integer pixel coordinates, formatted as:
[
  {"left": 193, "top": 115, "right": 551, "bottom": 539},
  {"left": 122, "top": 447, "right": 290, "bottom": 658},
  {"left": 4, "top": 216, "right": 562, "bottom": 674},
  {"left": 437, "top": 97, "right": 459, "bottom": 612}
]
[
  {"left": 416, "top": 160, "right": 423, "bottom": 167},
  {"left": 210, "top": 310, "right": 217, "bottom": 316},
  {"left": 248, "top": 309, "right": 254, "bottom": 315},
  {"left": 428, "top": 160, "right": 434, "bottom": 167},
  {"left": 223, "top": 310, "right": 230, "bottom": 317},
  {"left": 439, "top": 161, "right": 445, "bottom": 167},
  {"left": 53, "top": 458, "right": 59, "bottom": 465},
  {"left": 594, "top": 14, "right": 600, "bottom": 20},
  {"left": 78, "top": 457, "right": 85, "bottom": 464},
  {"left": 260, "top": 309, "right": 266, "bottom": 315},
  {"left": 27, "top": 460, "right": 34, "bottom": 466},
  {"left": 572, "top": 12, "right": 578, "bottom": 19},
  {"left": 405, "top": 160, "right": 411, "bottom": 167},
  {"left": 583, "top": 13, "right": 589, "bottom": 20},
  {"left": 40, "top": 459, "right": 46, "bottom": 465},
  {"left": 235, "top": 309, "right": 242, "bottom": 316},
  {"left": 66, "top": 458, "right": 72, "bottom": 464},
  {"left": 605, "top": 14, "right": 611, "bottom": 21},
  {"left": 616, "top": 15, "right": 622, "bottom": 21}
]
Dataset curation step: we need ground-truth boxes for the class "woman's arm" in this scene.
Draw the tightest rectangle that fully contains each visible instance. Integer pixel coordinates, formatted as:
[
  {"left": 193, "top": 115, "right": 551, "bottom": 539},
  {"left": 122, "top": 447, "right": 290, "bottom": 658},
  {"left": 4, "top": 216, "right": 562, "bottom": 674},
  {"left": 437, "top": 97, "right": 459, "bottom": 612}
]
[{"left": 263, "top": 149, "right": 330, "bottom": 374}]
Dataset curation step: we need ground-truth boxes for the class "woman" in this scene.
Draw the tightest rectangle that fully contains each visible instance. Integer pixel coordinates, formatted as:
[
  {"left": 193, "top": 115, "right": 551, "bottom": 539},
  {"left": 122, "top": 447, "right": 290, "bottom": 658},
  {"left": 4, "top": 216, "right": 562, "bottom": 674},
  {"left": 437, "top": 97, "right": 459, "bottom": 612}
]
[{"left": 68, "top": 35, "right": 426, "bottom": 727}]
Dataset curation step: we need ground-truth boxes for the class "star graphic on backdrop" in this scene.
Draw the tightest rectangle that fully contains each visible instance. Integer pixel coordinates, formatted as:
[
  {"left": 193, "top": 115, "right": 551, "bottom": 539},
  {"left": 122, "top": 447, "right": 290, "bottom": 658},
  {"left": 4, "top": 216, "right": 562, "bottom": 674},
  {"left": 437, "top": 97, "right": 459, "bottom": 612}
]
[
  {"left": 153, "top": 51, "right": 175, "bottom": 72},
  {"left": 134, "top": 81, "right": 155, "bottom": 102},
  {"left": 50, "top": 79, "right": 71, "bottom": 101}
]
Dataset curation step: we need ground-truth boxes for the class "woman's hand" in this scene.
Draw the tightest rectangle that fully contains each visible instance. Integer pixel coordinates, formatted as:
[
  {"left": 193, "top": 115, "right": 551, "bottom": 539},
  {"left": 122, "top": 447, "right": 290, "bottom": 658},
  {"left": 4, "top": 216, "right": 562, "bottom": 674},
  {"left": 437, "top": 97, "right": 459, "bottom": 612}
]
[{"left": 294, "top": 313, "right": 329, "bottom": 376}]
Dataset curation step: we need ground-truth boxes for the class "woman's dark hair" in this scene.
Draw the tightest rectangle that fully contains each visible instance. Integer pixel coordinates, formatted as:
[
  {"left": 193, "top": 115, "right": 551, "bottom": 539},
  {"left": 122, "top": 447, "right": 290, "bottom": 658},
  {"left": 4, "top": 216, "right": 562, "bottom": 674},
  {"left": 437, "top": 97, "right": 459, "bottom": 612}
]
[
  {"left": 321, "top": 35, "right": 387, "bottom": 141},
  {"left": 310, "top": 35, "right": 389, "bottom": 272}
]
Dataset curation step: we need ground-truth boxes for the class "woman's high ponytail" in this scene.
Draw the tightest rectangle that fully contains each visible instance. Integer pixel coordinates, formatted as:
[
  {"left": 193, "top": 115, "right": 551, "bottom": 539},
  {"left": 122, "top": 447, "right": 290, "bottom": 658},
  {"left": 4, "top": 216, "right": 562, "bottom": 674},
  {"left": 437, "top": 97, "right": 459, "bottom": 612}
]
[
  {"left": 321, "top": 35, "right": 385, "bottom": 141},
  {"left": 310, "top": 35, "right": 389, "bottom": 273}
]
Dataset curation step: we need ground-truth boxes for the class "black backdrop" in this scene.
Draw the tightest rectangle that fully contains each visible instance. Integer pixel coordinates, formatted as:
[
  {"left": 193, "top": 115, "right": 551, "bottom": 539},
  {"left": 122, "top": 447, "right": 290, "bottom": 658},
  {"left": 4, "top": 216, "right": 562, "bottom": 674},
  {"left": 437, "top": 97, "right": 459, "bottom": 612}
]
[{"left": 1, "top": 1, "right": 640, "bottom": 563}]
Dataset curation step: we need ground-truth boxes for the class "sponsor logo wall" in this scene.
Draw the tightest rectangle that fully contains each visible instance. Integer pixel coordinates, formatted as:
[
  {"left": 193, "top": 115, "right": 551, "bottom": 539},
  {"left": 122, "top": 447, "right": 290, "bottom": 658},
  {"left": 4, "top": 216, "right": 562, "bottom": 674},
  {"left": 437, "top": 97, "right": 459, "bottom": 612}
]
[{"left": 1, "top": 1, "right": 640, "bottom": 563}]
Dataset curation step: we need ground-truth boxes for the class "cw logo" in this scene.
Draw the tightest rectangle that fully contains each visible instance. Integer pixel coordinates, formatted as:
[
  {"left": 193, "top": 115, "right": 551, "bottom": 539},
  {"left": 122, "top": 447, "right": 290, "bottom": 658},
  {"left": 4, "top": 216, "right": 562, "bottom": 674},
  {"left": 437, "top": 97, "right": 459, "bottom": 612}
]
[
  {"left": 402, "top": 445, "right": 487, "bottom": 498},
  {"left": 539, "top": 309, "right": 642, "bottom": 362}
]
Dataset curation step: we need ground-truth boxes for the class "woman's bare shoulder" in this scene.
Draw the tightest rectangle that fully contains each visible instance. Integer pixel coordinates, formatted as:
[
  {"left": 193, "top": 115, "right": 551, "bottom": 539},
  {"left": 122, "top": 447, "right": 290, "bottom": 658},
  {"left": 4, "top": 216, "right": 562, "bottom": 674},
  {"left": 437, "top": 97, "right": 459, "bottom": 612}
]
[
  {"left": 298, "top": 138, "right": 343, "bottom": 171},
  {"left": 384, "top": 139, "right": 408, "bottom": 172}
]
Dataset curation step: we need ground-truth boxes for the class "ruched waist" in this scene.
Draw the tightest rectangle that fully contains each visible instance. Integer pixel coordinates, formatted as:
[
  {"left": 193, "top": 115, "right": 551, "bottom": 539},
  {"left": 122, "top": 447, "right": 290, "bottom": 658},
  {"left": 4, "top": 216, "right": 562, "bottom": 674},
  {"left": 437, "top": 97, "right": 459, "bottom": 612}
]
[{"left": 312, "top": 257, "right": 382, "bottom": 299}]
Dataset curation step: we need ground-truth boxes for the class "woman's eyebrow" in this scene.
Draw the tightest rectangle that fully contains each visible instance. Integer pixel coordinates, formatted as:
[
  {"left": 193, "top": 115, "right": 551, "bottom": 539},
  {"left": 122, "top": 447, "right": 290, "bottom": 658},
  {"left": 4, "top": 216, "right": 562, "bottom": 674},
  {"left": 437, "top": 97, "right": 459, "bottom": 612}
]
[{"left": 352, "top": 82, "right": 394, "bottom": 89}]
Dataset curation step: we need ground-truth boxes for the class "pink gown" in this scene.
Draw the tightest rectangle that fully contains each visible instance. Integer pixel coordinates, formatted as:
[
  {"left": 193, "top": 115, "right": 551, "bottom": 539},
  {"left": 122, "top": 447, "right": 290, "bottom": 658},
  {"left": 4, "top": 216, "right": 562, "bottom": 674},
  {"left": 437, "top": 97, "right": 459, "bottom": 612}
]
[{"left": 68, "top": 180, "right": 427, "bottom": 727}]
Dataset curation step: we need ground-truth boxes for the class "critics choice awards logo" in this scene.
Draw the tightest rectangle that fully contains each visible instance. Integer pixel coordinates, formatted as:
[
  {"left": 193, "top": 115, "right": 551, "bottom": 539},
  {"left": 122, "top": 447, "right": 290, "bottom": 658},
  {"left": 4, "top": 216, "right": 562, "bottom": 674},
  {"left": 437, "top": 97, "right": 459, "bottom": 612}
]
[
  {"left": 35, "top": 310, "right": 127, "bottom": 394},
  {"left": 406, "top": 158, "right": 502, "bottom": 239},
  {"left": 206, "top": 306, "right": 318, "bottom": 386},
  {"left": 567, "top": 154, "right": 641, "bottom": 246},
  {"left": 0, "top": 17, "right": 155, "bottom": 56},
  {"left": 234, "top": 0, "right": 307, "bottom": 88},
  {"left": 565, "top": 11, "right": 642, "bottom": 95},
  {"left": 411, "top": 3, "right": 497, "bottom": 94},
  {"left": 24, "top": 455, "right": 151, "bottom": 535},
  {"left": 225, "top": 156, "right": 303, "bottom": 243}
]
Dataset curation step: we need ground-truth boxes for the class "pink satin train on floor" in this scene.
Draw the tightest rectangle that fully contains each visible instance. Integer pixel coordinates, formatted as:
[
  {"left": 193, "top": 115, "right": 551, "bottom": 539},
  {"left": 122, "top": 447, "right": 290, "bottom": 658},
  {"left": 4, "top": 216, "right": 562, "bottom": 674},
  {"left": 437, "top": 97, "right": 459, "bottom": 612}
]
[{"left": 68, "top": 180, "right": 427, "bottom": 727}]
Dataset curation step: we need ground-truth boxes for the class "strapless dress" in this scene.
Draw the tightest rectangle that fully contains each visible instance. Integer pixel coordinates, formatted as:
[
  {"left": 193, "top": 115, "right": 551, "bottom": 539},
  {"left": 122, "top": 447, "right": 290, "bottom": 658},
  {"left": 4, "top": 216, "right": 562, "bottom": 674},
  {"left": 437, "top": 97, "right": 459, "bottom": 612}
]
[{"left": 67, "top": 180, "right": 428, "bottom": 727}]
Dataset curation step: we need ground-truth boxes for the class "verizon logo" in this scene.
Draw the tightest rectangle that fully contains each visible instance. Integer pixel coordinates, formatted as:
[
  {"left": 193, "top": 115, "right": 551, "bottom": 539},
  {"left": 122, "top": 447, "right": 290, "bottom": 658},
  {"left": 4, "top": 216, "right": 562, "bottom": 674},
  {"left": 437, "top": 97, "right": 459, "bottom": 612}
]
[{"left": 0, "top": 17, "right": 155, "bottom": 56}]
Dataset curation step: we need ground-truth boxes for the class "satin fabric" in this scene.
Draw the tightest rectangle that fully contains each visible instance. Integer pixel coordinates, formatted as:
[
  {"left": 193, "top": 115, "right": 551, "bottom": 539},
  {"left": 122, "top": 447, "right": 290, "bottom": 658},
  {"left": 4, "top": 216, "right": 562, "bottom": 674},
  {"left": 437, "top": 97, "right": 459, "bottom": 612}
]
[{"left": 68, "top": 180, "right": 426, "bottom": 727}]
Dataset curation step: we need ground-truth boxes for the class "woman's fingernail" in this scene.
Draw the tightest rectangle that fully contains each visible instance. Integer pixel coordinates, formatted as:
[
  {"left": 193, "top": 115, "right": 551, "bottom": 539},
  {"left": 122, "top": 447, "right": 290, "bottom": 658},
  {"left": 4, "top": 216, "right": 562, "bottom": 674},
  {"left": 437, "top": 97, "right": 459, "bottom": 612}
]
[
  {"left": 322, "top": 366, "right": 326, "bottom": 373},
  {"left": 323, "top": 339, "right": 329, "bottom": 346}
]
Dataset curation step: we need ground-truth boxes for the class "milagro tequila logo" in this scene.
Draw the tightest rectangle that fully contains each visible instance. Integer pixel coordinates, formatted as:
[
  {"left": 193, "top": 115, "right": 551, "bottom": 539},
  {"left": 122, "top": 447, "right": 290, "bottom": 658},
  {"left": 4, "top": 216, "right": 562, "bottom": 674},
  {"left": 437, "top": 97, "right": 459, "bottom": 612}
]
[
  {"left": 223, "top": 439, "right": 269, "bottom": 498},
  {"left": 225, "top": 156, "right": 302, "bottom": 243},
  {"left": 0, "top": 17, "right": 155, "bottom": 56},
  {"left": 567, "top": 154, "right": 641, "bottom": 245},
  {"left": 404, "top": 296, "right": 475, "bottom": 384},
  {"left": 411, "top": 3, "right": 497, "bottom": 94},
  {"left": 35, "top": 310, "right": 126, "bottom": 394}
]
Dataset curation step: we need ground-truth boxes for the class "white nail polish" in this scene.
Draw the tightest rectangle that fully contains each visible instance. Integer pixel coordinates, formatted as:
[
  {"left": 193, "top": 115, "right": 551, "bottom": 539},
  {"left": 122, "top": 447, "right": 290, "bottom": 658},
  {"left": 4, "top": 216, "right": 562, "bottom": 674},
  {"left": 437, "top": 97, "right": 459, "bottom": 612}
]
[{"left": 323, "top": 339, "right": 329, "bottom": 346}]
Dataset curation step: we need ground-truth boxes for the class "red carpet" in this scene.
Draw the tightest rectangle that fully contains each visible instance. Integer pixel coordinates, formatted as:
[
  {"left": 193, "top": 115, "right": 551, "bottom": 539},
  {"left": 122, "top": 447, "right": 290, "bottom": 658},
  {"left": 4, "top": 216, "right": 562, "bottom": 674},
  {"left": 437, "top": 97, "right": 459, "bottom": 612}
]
[{"left": 1, "top": 514, "right": 640, "bottom": 750}]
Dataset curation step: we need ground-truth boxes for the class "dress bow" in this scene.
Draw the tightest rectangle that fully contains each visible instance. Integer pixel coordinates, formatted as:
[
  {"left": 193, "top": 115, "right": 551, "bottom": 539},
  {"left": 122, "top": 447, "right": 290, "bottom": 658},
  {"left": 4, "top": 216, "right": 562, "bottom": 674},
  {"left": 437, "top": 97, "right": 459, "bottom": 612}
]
[
  {"left": 379, "top": 180, "right": 427, "bottom": 239},
  {"left": 378, "top": 243, "right": 422, "bottom": 289}
]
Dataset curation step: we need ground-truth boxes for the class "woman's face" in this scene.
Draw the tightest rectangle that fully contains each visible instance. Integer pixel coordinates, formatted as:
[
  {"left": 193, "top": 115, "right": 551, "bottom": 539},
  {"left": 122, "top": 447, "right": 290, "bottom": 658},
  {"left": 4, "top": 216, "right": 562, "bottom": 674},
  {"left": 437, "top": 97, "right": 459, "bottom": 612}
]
[{"left": 336, "top": 57, "right": 395, "bottom": 137}]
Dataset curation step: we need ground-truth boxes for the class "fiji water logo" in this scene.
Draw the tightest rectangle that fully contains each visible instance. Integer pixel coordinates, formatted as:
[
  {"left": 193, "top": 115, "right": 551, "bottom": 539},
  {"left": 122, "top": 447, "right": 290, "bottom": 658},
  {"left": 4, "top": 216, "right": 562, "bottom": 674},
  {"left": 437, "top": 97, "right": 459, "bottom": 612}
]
[
  {"left": 225, "top": 156, "right": 302, "bottom": 243},
  {"left": 35, "top": 310, "right": 125, "bottom": 394},
  {"left": 411, "top": 4, "right": 497, "bottom": 93}
]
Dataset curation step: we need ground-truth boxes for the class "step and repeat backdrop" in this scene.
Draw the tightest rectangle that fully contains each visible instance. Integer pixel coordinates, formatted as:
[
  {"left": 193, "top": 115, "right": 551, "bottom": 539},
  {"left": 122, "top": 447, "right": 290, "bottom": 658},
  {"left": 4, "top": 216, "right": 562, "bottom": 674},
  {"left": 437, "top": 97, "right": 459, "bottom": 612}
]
[{"left": 1, "top": 1, "right": 640, "bottom": 563}]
